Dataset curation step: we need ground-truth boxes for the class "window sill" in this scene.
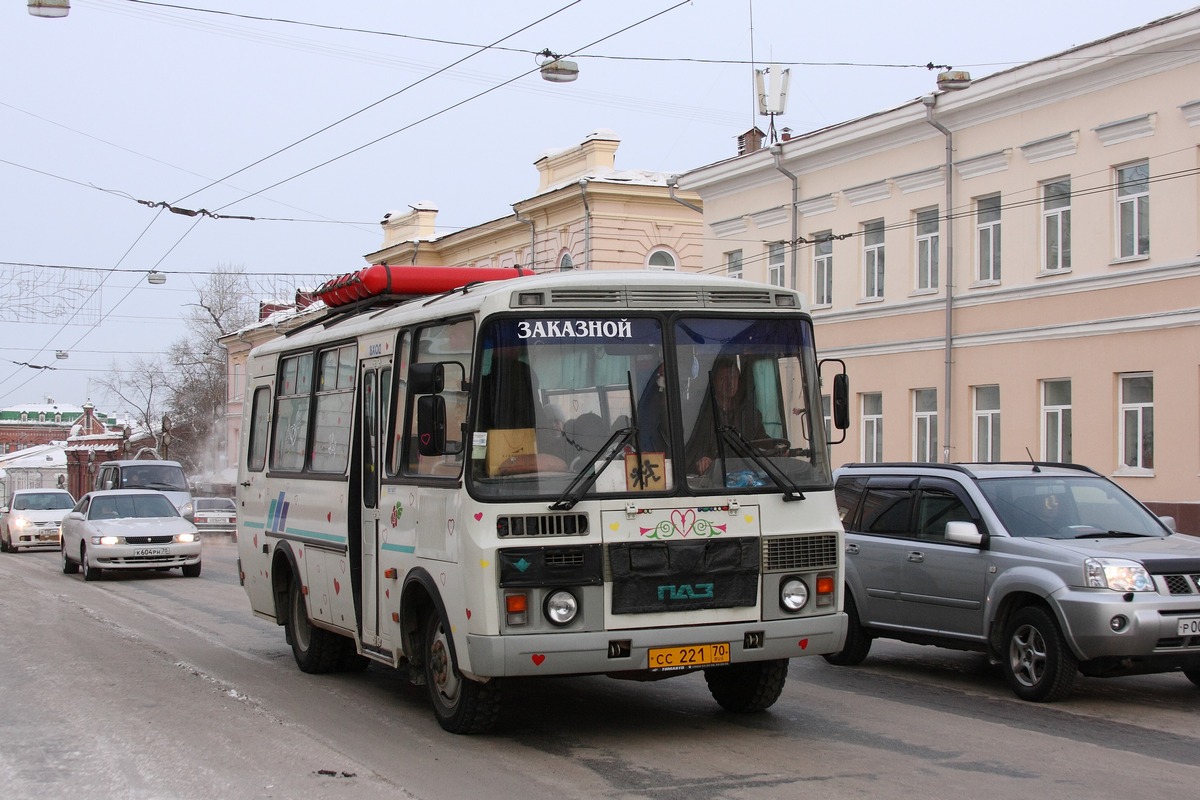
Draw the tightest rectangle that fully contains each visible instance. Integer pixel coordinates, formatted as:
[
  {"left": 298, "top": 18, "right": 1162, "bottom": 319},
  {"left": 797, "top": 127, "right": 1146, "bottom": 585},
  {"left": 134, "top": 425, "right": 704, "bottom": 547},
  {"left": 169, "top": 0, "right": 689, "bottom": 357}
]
[
  {"left": 1109, "top": 254, "right": 1150, "bottom": 266},
  {"left": 856, "top": 296, "right": 885, "bottom": 306},
  {"left": 909, "top": 288, "right": 939, "bottom": 298},
  {"left": 811, "top": 302, "right": 832, "bottom": 311},
  {"left": 1112, "top": 466, "right": 1154, "bottom": 478},
  {"left": 969, "top": 279, "right": 1000, "bottom": 289},
  {"left": 1036, "top": 267, "right": 1072, "bottom": 278}
]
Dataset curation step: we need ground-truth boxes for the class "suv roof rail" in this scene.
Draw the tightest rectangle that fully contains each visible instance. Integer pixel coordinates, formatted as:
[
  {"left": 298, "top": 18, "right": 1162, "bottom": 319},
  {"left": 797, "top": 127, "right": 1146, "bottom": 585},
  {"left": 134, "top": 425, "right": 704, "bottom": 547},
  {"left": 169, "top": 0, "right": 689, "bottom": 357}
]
[{"left": 838, "top": 461, "right": 1101, "bottom": 478}]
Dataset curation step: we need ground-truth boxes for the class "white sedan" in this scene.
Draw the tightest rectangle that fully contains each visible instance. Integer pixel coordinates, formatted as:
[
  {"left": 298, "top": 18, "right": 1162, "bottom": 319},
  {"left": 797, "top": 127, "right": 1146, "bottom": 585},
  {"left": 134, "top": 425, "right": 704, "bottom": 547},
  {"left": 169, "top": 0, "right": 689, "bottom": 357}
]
[{"left": 61, "top": 489, "right": 202, "bottom": 581}]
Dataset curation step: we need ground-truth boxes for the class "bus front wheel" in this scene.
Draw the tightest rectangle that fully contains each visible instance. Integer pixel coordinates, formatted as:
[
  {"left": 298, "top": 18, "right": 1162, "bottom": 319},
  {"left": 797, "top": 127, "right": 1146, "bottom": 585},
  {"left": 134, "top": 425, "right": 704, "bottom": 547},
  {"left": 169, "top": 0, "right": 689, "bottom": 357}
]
[
  {"left": 422, "top": 608, "right": 500, "bottom": 734},
  {"left": 704, "top": 658, "right": 789, "bottom": 713}
]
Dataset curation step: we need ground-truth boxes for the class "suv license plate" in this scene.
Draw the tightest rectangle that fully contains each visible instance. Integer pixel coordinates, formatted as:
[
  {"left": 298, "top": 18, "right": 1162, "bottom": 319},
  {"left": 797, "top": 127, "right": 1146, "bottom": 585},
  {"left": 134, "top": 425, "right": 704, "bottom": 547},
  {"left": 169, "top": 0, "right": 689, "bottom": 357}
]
[
  {"left": 136, "top": 547, "right": 170, "bottom": 557},
  {"left": 1178, "top": 617, "right": 1200, "bottom": 636},
  {"left": 648, "top": 642, "right": 730, "bottom": 671}
]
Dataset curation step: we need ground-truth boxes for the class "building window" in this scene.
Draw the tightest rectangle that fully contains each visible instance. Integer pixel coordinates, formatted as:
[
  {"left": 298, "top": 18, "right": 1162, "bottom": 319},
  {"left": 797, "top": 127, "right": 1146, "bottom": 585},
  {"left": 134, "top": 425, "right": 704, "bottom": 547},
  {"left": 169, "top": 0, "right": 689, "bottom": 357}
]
[
  {"left": 1041, "top": 379, "right": 1072, "bottom": 462},
  {"left": 1119, "top": 372, "right": 1153, "bottom": 470},
  {"left": 558, "top": 251, "right": 574, "bottom": 271},
  {"left": 863, "top": 219, "right": 885, "bottom": 299},
  {"left": 913, "top": 388, "right": 938, "bottom": 463},
  {"left": 976, "top": 195, "right": 1001, "bottom": 282},
  {"left": 768, "top": 242, "right": 786, "bottom": 287},
  {"left": 725, "top": 249, "right": 743, "bottom": 279},
  {"left": 862, "top": 392, "right": 883, "bottom": 463},
  {"left": 973, "top": 385, "right": 1000, "bottom": 462},
  {"left": 813, "top": 231, "right": 833, "bottom": 306},
  {"left": 1116, "top": 161, "right": 1149, "bottom": 258},
  {"left": 821, "top": 394, "right": 832, "bottom": 440},
  {"left": 38, "top": 413, "right": 46, "bottom": 423},
  {"left": 646, "top": 249, "right": 677, "bottom": 271},
  {"left": 915, "top": 208, "right": 939, "bottom": 290},
  {"left": 54, "top": 413, "right": 62, "bottom": 423},
  {"left": 19, "top": 412, "right": 27, "bottom": 422},
  {"left": 1042, "top": 179, "right": 1071, "bottom": 272}
]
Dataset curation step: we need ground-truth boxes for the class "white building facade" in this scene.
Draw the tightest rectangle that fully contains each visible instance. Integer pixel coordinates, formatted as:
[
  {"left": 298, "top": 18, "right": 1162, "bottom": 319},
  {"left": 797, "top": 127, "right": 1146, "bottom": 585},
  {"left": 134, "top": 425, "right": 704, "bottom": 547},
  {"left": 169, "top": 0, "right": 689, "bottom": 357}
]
[{"left": 680, "top": 9, "right": 1200, "bottom": 528}]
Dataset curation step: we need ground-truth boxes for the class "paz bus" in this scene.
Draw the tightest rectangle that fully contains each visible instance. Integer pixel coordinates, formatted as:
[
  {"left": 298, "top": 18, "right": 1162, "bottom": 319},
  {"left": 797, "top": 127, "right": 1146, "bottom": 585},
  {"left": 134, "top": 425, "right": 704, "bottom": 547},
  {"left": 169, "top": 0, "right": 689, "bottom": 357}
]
[{"left": 236, "top": 265, "right": 849, "bottom": 733}]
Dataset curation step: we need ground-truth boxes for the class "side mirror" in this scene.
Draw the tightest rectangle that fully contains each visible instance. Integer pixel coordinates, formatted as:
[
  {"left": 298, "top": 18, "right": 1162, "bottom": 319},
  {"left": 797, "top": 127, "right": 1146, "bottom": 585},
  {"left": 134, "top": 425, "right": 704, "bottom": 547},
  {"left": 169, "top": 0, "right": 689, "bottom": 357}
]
[
  {"left": 416, "top": 395, "right": 447, "bottom": 456},
  {"left": 945, "top": 520, "right": 985, "bottom": 546},
  {"left": 1159, "top": 515, "right": 1177, "bottom": 533},
  {"left": 819, "top": 357, "right": 849, "bottom": 444},
  {"left": 409, "top": 362, "right": 445, "bottom": 395}
]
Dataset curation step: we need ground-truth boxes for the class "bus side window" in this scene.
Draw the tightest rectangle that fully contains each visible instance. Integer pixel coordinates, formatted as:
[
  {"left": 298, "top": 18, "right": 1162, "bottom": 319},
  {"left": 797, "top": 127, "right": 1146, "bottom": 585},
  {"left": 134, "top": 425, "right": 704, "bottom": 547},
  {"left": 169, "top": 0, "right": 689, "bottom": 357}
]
[
  {"left": 386, "top": 331, "right": 411, "bottom": 478},
  {"left": 405, "top": 319, "right": 473, "bottom": 478}
]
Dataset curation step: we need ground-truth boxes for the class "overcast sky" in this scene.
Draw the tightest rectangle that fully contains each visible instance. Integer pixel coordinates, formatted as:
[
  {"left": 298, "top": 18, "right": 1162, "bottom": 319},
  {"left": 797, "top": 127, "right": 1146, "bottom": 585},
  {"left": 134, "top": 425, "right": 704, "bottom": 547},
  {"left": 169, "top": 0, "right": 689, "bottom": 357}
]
[{"left": 1, "top": 0, "right": 1193, "bottom": 412}]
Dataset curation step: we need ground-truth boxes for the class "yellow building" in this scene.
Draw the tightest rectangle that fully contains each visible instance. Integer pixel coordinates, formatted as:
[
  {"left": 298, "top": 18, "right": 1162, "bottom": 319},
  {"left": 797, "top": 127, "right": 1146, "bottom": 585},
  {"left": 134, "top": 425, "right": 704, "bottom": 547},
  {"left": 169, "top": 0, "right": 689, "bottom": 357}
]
[{"left": 679, "top": 9, "right": 1200, "bottom": 528}]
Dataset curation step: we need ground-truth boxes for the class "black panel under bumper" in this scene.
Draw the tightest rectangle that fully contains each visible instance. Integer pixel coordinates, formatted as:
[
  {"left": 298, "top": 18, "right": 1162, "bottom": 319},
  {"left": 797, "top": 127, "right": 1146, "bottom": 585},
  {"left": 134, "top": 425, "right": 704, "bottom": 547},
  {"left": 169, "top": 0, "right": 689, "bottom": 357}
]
[{"left": 608, "top": 538, "right": 759, "bottom": 614}]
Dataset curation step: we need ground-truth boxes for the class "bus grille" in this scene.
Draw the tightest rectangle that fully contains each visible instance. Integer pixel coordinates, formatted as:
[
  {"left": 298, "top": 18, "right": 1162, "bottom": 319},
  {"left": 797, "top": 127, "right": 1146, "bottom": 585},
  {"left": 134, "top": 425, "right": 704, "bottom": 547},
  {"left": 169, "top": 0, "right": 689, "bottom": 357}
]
[
  {"left": 762, "top": 534, "right": 839, "bottom": 572},
  {"left": 496, "top": 513, "right": 589, "bottom": 538}
]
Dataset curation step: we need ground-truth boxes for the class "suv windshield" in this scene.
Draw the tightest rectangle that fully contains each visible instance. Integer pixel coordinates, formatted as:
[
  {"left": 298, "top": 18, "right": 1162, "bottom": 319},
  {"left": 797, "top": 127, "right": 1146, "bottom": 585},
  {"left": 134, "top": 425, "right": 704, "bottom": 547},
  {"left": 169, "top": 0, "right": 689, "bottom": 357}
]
[
  {"left": 469, "top": 313, "right": 830, "bottom": 500},
  {"left": 976, "top": 475, "right": 1169, "bottom": 538},
  {"left": 121, "top": 464, "right": 188, "bottom": 491}
]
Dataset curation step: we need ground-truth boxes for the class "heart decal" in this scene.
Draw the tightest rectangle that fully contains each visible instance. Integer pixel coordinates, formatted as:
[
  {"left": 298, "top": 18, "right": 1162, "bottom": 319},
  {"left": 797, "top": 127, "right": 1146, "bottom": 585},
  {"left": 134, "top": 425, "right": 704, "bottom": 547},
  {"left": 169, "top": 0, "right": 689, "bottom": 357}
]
[
  {"left": 744, "top": 515, "right": 754, "bottom": 523},
  {"left": 327, "top": 511, "right": 332, "bottom": 522},
  {"left": 480, "top": 559, "right": 489, "bottom": 569},
  {"left": 474, "top": 512, "right": 483, "bottom": 521},
  {"left": 609, "top": 522, "right": 620, "bottom": 531},
  {"left": 333, "top": 578, "right": 341, "bottom": 595},
  {"left": 447, "top": 519, "right": 455, "bottom": 535},
  {"left": 385, "top": 589, "right": 390, "bottom": 599},
  {"left": 531, "top": 654, "right": 546, "bottom": 666},
  {"left": 420, "top": 433, "right": 431, "bottom": 446},
  {"left": 439, "top": 572, "right": 446, "bottom": 585},
  {"left": 670, "top": 509, "right": 696, "bottom": 537},
  {"left": 798, "top": 638, "right": 809, "bottom": 650},
  {"left": 253, "top": 534, "right": 258, "bottom": 548},
  {"left": 465, "top": 609, "right": 472, "bottom": 619}
]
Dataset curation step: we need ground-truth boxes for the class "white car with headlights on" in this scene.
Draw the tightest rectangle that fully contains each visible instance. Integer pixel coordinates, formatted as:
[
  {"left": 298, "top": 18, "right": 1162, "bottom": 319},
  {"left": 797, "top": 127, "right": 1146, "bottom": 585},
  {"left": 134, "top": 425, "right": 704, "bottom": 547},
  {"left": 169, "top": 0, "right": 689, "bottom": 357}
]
[
  {"left": 1, "top": 488, "right": 75, "bottom": 552},
  {"left": 61, "top": 489, "right": 202, "bottom": 581}
]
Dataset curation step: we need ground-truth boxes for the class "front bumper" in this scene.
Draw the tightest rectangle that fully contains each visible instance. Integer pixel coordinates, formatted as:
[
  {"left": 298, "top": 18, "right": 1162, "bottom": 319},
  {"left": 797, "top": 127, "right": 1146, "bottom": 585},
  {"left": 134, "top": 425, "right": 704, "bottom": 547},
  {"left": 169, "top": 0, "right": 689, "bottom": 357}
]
[
  {"left": 90, "top": 542, "right": 202, "bottom": 570},
  {"left": 1055, "top": 586, "right": 1200, "bottom": 665},
  {"left": 463, "top": 612, "right": 846, "bottom": 678},
  {"left": 13, "top": 527, "right": 61, "bottom": 548}
]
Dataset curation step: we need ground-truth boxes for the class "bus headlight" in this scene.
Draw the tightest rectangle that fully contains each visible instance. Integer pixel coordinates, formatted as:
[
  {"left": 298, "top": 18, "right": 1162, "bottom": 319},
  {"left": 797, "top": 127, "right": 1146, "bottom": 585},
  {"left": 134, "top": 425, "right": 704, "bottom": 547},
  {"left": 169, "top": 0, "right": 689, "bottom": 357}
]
[
  {"left": 544, "top": 590, "right": 579, "bottom": 626},
  {"left": 780, "top": 577, "right": 809, "bottom": 611}
]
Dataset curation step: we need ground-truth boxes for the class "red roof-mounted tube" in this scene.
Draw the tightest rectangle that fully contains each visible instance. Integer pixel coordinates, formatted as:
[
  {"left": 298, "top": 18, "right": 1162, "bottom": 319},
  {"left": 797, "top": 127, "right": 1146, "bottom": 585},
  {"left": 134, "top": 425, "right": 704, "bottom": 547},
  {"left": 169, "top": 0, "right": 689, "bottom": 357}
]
[{"left": 315, "top": 265, "right": 527, "bottom": 308}]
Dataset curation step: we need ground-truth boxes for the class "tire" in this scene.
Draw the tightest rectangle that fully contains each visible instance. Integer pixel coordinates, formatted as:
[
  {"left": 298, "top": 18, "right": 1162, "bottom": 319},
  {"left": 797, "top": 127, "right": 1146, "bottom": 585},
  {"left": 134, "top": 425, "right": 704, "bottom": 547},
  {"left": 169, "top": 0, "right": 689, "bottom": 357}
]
[
  {"left": 704, "top": 658, "right": 789, "bottom": 713},
  {"left": 61, "top": 542, "right": 78, "bottom": 574},
  {"left": 1183, "top": 668, "right": 1200, "bottom": 688},
  {"left": 286, "top": 579, "right": 343, "bottom": 674},
  {"left": 81, "top": 544, "right": 103, "bottom": 582},
  {"left": 1002, "top": 606, "right": 1078, "bottom": 702},
  {"left": 182, "top": 561, "right": 202, "bottom": 578},
  {"left": 1, "top": 531, "right": 10, "bottom": 552},
  {"left": 423, "top": 608, "right": 500, "bottom": 734},
  {"left": 823, "top": 592, "right": 873, "bottom": 666}
]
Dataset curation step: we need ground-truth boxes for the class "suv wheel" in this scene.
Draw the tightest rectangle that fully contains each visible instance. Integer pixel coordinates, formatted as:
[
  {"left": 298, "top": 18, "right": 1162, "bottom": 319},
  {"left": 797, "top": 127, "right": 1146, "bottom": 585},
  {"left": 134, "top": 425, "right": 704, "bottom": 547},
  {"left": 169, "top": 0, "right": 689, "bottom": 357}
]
[
  {"left": 1183, "top": 668, "right": 1200, "bottom": 688},
  {"left": 822, "top": 592, "right": 872, "bottom": 666},
  {"left": 1002, "top": 606, "right": 1077, "bottom": 702}
]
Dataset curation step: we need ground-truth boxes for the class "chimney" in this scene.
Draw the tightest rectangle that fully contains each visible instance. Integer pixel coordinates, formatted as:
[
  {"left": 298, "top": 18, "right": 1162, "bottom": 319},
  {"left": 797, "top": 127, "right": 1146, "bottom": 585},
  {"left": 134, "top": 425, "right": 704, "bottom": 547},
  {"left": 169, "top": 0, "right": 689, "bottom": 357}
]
[{"left": 737, "top": 127, "right": 765, "bottom": 156}]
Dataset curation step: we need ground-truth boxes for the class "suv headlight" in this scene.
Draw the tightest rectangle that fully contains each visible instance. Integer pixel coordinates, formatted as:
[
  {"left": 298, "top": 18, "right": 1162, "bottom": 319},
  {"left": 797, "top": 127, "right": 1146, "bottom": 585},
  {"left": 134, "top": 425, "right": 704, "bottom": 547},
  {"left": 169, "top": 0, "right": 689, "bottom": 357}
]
[{"left": 1084, "top": 558, "right": 1154, "bottom": 592}]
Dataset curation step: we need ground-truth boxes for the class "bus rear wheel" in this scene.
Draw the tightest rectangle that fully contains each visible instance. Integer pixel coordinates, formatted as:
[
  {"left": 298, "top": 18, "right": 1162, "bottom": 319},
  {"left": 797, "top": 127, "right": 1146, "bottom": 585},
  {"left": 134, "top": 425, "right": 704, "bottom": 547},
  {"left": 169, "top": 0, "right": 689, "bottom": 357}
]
[
  {"left": 423, "top": 608, "right": 500, "bottom": 734},
  {"left": 704, "top": 658, "right": 789, "bottom": 713},
  {"left": 286, "top": 579, "right": 343, "bottom": 674}
]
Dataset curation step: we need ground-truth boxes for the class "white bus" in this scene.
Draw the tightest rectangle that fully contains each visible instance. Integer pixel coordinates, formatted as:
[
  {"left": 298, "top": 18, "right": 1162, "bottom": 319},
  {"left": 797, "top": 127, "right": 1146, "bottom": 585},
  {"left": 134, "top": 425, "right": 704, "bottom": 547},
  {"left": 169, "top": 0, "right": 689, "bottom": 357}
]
[{"left": 236, "top": 266, "right": 849, "bottom": 733}]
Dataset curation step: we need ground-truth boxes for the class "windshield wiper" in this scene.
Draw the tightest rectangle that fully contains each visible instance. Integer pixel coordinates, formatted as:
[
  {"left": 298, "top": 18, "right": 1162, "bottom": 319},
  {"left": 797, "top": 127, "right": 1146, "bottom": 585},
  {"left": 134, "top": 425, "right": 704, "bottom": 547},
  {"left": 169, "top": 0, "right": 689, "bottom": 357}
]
[
  {"left": 1071, "top": 528, "right": 1155, "bottom": 539},
  {"left": 713, "top": 425, "right": 805, "bottom": 502},
  {"left": 549, "top": 427, "right": 637, "bottom": 511}
]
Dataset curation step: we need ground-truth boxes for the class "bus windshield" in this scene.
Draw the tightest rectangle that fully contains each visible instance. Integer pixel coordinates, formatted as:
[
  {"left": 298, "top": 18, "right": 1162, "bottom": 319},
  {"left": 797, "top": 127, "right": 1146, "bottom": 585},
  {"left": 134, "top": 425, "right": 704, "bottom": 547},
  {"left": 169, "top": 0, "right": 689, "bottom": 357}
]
[{"left": 469, "top": 313, "right": 830, "bottom": 500}]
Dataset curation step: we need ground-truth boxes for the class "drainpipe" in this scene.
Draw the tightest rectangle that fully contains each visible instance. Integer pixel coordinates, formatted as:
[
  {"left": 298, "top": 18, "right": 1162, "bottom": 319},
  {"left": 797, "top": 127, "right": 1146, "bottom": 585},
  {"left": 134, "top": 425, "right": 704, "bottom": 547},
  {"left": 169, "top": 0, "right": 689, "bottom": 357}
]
[
  {"left": 666, "top": 174, "right": 703, "bottom": 214},
  {"left": 923, "top": 94, "right": 955, "bottom": 463},
  {"left": 513, "top": 206, "right": 536, "bottom": 272},
  {"left": 578, "top": 178, "right": 591, "bottom": 271},
  {"left": 770, "top": 144, "right": 799, "bottom": 289}
]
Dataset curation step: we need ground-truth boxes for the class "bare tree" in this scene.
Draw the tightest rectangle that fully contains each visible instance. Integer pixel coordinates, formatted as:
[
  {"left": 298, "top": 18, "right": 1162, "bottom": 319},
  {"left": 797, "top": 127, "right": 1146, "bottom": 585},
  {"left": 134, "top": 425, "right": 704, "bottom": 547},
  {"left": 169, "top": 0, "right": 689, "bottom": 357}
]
[
  {"left": 92, "top": 354, "right": 170, "bottom": 447},
  {"left": 159, "top": 265, "right": 258, "bottom": 477}
]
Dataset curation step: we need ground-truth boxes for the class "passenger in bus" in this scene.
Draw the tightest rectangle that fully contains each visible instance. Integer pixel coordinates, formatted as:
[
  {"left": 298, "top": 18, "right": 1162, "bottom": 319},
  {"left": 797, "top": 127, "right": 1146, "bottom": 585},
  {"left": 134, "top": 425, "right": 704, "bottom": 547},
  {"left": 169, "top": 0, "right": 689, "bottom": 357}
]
[
  {"left": 685, "top": 357, "right": 767, "bottom": 475},
  {"left": 562, "top": 412, "right": 608, "bottom": 470}
]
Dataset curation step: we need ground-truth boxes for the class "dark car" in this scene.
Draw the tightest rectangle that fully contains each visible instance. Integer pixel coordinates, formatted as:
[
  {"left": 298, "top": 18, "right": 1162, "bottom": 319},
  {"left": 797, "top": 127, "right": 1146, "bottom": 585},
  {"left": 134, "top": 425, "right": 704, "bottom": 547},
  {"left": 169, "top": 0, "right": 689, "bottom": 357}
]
[{"left": 826, "top": 461, "right": 1200, "bottom": 701}]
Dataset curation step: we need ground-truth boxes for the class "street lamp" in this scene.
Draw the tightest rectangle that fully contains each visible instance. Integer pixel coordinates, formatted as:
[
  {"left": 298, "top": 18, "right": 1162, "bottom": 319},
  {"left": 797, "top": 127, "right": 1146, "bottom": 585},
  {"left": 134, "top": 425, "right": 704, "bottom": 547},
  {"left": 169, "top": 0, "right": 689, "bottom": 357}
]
[
  {"left": 922, "top": 70, "right": 972, "bottom": 463},
  {"left": 28, "top": 1, "right": 69, "bottom": 17},
  {"left": 537, "top": 50, "right": 578, "bottom": 83}
]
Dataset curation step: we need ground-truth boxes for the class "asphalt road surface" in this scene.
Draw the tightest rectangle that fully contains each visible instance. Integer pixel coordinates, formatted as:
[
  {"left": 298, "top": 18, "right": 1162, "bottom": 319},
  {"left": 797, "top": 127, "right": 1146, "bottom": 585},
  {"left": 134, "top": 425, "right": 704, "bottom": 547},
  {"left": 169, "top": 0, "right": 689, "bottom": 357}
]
[{"left": 2, "top": 540, "right": 1198, "bottom": 799}]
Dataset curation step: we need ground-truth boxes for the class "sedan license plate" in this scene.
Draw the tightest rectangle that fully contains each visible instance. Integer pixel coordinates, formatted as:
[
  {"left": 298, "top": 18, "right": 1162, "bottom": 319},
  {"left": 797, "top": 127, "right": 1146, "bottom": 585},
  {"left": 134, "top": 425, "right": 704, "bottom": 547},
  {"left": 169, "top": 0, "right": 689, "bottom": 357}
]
[
  {"left": 648, "top": 642, "right": 730, "bottom": 671},
  {"left": 1178, "top": 617, "right": 1200, "bottom": 636},
  {"left": 136, "top": 547, "right": 170, "bottom": 557}
]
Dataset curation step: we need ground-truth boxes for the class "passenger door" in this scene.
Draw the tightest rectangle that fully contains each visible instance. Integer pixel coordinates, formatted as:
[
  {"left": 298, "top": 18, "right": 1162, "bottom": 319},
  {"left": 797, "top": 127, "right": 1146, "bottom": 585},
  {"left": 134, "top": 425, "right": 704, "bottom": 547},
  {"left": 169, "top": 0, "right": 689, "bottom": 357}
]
[
  {"left": 842, "top": 475, "right": 919, "bottom": 629},
  {"left": 358, "top": 358, "right": 391, "bottom": 649},
  {"left": 897, "top": 477, "right": 988, "bottom": 639}
]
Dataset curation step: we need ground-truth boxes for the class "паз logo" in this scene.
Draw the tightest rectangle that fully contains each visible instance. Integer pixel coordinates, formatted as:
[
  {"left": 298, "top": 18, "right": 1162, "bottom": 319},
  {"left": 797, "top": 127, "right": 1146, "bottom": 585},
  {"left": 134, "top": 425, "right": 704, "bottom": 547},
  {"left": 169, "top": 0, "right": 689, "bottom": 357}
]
[{"left": 657, "top": 583, "right": 714, "bottom": 601}]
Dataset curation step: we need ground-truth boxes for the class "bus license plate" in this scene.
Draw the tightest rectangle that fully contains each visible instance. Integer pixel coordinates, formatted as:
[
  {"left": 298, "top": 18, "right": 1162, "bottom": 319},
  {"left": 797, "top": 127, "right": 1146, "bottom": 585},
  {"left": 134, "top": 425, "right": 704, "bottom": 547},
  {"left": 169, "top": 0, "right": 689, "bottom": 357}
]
[
  {"left": 648, "top": 642, "right": 730, "bottom": 671},
  {"left": 136, "top": 547, "right": 170, "bottom": 557},
  {"left": 1178, "top": 617, "right": 1200, "bottom": 636}
]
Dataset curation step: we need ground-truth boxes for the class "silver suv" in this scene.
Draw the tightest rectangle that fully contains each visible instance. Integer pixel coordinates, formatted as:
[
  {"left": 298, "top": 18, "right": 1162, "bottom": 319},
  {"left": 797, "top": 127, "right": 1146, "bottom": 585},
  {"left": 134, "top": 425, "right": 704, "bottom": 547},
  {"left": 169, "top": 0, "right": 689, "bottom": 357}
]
[{"left": 827, "top": 462, "right": 1200, "bottom": 701}]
